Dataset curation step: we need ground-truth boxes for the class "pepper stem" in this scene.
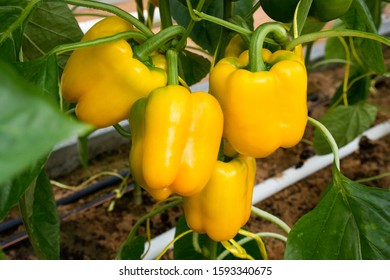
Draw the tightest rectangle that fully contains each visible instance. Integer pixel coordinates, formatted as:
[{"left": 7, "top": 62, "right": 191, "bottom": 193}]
[
  {"left": 167, "top": 49, "right": 179, "bottom": 85},
  {"left": 65, "top": 0, "right": 154, "bottom": 37},
  {"left": 249, "top": 23, "right": 289, "bottom": 72},
  {"left": 132, "top": 25, "right": 186, "bottom": 62}
]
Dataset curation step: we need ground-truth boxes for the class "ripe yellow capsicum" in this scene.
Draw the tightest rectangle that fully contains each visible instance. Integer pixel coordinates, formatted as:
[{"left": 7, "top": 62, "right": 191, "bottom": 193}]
[
  {"left": 209, "top": 27, "right": 307, "bottom": 158},
  {"left": 129, "top": 85, "right": 224, "bottom": 200},
  {"left": 183, "top": 155, "right": 256, "bottom": 242},
  {"left": 61, "top": 16, "right": 167, "bottom": 128}
]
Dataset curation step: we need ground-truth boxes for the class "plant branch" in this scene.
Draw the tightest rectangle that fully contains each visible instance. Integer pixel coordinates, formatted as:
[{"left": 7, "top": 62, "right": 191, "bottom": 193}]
[
  {"left": 285, "top": 29, "right": 390, "bottom": 50},
  {"left": 308, "top": 117, "right": 340, "bottom": 170},
  {"left": 251, "top": 206, "right": 291, "bottom": 234},
  {"left": 65, "top": 0, "right": 154, "bottom": 37}
]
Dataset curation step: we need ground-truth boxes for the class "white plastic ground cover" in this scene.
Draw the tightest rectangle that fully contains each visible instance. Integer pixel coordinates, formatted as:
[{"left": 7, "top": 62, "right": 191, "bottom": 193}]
[{"left": 142, "top": 120, "right": 390, "bottom": 260}]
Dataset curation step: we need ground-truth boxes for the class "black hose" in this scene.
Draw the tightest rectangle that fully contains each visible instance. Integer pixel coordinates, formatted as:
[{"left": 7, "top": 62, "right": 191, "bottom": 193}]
[
  {"left": 0, "top": 183, "right": 134, "bottom": 250},
  {"left": 0, "top": 170, "right": 129, "bottom": 234}
]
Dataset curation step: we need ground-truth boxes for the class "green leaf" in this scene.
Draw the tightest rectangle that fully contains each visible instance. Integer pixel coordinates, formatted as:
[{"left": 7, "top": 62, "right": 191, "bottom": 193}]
[
  {"left": 116, "top": 235, "right": 145, "bottom": 260},
  {"left": 0, "top": 0, "right": 41, "bottom": 62},
  {"left": 22, "top": 0, "right": 83, "bottom": 70},
  {"left": 179, "top": 50, "right": 211, "bottom": 86},
  {"left": 341, "top": 0, "right": 385, "bottom": 74},
  {"left": 170, "top": 0, "right": 253, "bottom": 55},
  {"left": 0, "top": 157, "right": 47, "bottom": 221},
  {"left": 173, "top": 216, "right": 264, "bottom": 260},
  {"left": 330, "top": 72, "right": 371, "bottom": 106},
  {"left": 174, "top": 216, "right": 205, "bottom": 260},
  {"left": 12, "top": 54, "right": 59, "bottom": 103},
  {"left": 313, "top": 102, "right": 377, "bottom": 155},
  {"left": 0, "top": 59, "right": 91, "bottom": 190},
  {"left": 285, "top": 165, "right": 390, "bottom": 259},
  {"left": 296, "top": 0, "right": 313, "bottom": 35},
  {"left": 19, "top": 170, "right": 60, "bottom": 260}
]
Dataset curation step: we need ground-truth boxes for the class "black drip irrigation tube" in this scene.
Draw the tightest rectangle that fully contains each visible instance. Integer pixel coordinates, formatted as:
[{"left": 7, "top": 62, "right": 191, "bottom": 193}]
[{"left": 0, "top": 170, "right": 132, "bottom": 250}]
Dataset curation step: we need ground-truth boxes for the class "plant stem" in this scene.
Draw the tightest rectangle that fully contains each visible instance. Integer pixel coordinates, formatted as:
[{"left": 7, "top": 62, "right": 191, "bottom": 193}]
[
  {"left": 285, "top": 29, "right": 390, "bottom": 50},
  {"left": 65, "top": 0, "right": 154, "bottom": 37},
  {"left": 174, "top": 0, "right": 207, "bottom": 51},
  {"left": 135, "top": 0, "right": 146, "bottom": 24},
  {"left": 308, "top": 117, "right": 340, "bottom": 170},
  {"left": 249, "top": 23, "right": 288, "bottom": 72},
  {"left": 203, "top": 236, "right": 218, "bottom": 259},
  {"left": 159, "top": 0, "right": 173, "bottom": 29},
  {"left": 0, "top": 0, "right": 40, "bottom": 45},
  {"left": 251, "top": 206, "right": 291, "bottom": 234},
  {"left": 167, "top": 49, "right": 179, "bottom": 85},
  {"left": 356, "top": 172, "right": 390, "bottom": 184},
  {"left": 47, "top": 31, "right": 147, "bottom": 56},
  {"left": 338, "top": 37, "right": 351, "bottom": 107},
  {"left": 119, "top": 198, "right": 182, "bottom": 253},
  {"left": 217, "top": 232, "right": 287, "bottom": 260},
  {"left": 133, "top": 25, "right": 185, "bottom": 61},
  {"left": 192, "top": 10, "right": 252, "bottom": 36}
]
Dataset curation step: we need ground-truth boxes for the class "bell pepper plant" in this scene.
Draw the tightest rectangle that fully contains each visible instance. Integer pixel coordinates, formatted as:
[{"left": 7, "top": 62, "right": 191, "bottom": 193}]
[{"left": 0, "top": 0, "right": 389, "bottom": 262}]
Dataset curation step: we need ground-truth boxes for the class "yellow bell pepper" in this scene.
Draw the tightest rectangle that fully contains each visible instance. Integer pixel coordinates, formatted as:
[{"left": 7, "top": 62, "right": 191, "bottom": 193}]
[
  {"left": 129, "top": 85, "right": 224, "bottom": 200},
  {"left": 183, "top": 155, "right": 256, "bottom": 242},
  {"left": 61, "top": 16, "right": 167, "bottom": 128},
  {"left": 209, "top": 47, "right": 307, "bottom": 158}
]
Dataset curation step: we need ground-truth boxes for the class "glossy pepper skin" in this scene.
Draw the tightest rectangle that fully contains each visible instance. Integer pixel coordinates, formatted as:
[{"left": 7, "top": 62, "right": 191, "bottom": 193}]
[
  {"left": 209, "top": 48, "right": 307, "bottom": 158},
  {"left": 183, "top": 155, "right": 256, "bottom": 242},
  {"left": 129, "top": 85, "right": 224, "bottom": 200},
  {"left": 61, "top": 16, "right": 167, "bottom": 128}
]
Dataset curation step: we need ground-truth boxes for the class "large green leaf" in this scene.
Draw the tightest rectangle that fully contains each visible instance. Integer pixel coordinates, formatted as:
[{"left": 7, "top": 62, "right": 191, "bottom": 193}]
[
  {"left": 313, "top": 102, "right": 377, "bottom": 155},
  {"left": 285, "top": 165, "right": 390, "bottom": 259},
  {"left": 22, "top": 0, "right": 83, "bottom": 69},
  {"left": 0, "top": 60, "right": 91, "bottom": 219},
  {"left": 0, "top": 0, "right": 41, "bottom": 62},
  {"left": 19, "top": 170, "right": 60, "bottom": 260},
  {"left": 0, "top": 157, "right": 47, "bottom": 221},
  {"left": 12, "top": 54, "right": 60, "bottom": 103}
]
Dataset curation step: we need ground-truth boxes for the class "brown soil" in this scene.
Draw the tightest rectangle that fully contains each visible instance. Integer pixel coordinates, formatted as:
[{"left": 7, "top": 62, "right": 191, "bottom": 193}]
[{"left": 1, "top": 48, "right": 389, "bottom": 260}]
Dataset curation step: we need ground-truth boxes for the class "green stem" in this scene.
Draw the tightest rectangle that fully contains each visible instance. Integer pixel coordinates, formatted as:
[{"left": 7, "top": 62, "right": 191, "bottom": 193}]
[
  {"left": 249, "top": 23, "right": 289, "bottom": 72},
  {"left": 0, "top": 0, "right": 40, "bottom": 45},
  {"left": 251, "top": 206, "right": 291, "bottom": 234},
  {"left": 308, "top": 117, "right": 340, "bottom": 170},
  {"left": 192, "top": 10, "right": 252, "bottom": 37},
  {"left": 159, "top": 0, "right": 173, "bottom": 29},
  {"left": 203, "top": 236, "right": 218, "bottom": 260},
  {"left": 65, "top": 0, "right": 153, "bottom": 37},
  {"left": 338, "top": 37, "right": 351, "bottom": 107},
  {"left": 285, "top": 29, "right": 390, "bottom": 50},
  {"left": 167, "top": 49, "right": 179, "bottom": 85},
  {"left": 47, "top": 31, "right": 147, "bottom": 56},
  {"left": 113, "top": 123, "right": 131, "bottom": 138},
  {"left": 133, "top": 25, "right": 185, "bottom": 61},
  {"left": 174, "top": 0, "right": 206, "bottom": 51},
  {"left": 135, "top": 0, "right": 146, "bottom": 24},
  {"left": 217, "top": 232, "right": 287, "bottom": 260},
  {"left": 356, "top": 172, "right": 390, "bottom": 184},
  {"left": 118, "top": 198, "right": 182, "bottom": 257},
  {"left": 192, "top": 232, "right": 202, "bottom": 254}
]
